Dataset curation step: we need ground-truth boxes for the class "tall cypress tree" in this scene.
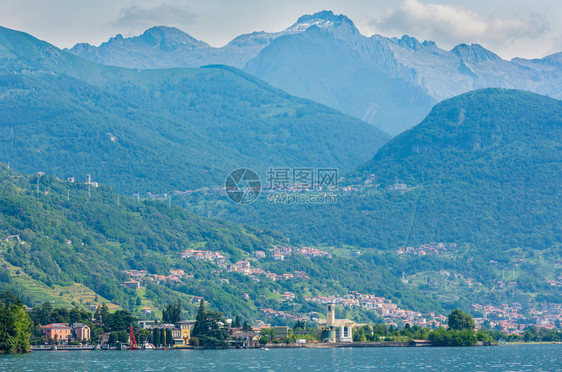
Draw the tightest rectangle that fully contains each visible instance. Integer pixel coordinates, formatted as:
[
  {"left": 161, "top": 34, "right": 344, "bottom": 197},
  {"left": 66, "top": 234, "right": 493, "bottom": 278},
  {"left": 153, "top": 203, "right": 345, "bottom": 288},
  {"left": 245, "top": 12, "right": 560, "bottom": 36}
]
[
  {"left": 153, "top": 328, "right": 160, "bottom": 347},
  {"left": 191, "top": 300, "right": 206, "bottom": 338},
  {"left": 166, "top": 329, "right": 173, "bottom": 346}
]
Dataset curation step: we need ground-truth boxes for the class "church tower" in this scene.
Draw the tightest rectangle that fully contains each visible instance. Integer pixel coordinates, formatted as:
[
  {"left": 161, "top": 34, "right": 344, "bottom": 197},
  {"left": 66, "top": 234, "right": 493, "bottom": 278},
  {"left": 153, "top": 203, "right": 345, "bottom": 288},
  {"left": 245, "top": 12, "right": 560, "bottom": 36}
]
[{"left": 327, "top": 303, "right": 335, "bottom": 327}]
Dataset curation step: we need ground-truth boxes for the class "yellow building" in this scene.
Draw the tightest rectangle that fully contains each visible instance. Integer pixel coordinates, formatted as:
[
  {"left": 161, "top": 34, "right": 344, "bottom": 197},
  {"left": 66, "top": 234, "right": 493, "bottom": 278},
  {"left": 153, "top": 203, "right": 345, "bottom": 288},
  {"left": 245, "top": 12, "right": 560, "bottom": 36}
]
[{"left": 173, "top": 320, "right": 192, "bottom": 346}]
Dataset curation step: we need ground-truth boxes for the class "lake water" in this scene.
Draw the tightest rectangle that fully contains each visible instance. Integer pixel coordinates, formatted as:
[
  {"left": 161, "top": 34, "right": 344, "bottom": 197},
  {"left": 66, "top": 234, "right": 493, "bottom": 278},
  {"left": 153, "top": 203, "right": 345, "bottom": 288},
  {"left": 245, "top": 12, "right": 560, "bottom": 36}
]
[{"left": 1, "top": 344, "right": 561, "bottom": 371}]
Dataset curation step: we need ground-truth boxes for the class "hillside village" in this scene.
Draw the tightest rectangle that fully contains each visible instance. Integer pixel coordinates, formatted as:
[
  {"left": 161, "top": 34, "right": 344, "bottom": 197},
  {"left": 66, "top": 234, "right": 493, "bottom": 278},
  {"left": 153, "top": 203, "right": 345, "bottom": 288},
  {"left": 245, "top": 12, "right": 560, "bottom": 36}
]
[{"left": 114, "top": 240, "right": 562, "bottom": 335}]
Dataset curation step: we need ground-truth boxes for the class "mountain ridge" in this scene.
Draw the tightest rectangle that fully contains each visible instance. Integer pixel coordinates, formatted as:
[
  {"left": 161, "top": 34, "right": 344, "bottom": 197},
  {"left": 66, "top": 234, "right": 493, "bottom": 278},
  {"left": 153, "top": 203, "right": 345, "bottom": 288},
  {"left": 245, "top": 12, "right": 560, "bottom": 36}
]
[
  {"left": 0, "top": 25, "right": 389, "bottom": 194},
  {"left": 65, "top": 11, "right": 562, "bottom": 135}
]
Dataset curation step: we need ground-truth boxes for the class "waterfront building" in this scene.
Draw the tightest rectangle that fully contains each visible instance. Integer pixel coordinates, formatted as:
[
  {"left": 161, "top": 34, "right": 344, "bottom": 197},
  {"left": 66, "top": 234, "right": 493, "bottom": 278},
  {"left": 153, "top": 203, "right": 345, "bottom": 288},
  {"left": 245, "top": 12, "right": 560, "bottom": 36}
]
[
  {"left": 39, "top": 323, "right": 72, "bottom": 341},
  {"left": 318, "top": 304, "right": 363, "bottom": 343},
  {"left": 274, "top": 326, "right": 290, "bottom": 339},
  {"left": 71, "top": 323, "right": 91, "bottom": 341}
]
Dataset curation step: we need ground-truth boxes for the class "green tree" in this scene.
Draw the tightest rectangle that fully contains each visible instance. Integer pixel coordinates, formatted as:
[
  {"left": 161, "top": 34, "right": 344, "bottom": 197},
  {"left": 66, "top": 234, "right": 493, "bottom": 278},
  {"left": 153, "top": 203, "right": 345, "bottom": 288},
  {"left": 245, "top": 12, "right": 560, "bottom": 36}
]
[
  {"left": 152, "top": 328, "right": 161, "bottom": 347},
  {"left": 166, "top": 329, "right": 173, "bottom": 346},
  {"left": 108, "top": 332, "right": 118, "bottom": 346},
  {"left": 137, "top": 329, "right": 151, "bottom": 344},
  {"left": 116, "top": 330, "right": 129, "bottom": 343},
  {"left": 260, "top": 328, "right": 276, "bottom": 342},
  {"left": 96, "top": 303, "right": 109, "bottom": 326},
  {"left": 448, "top": 309, "right": 475, "bottom": 332},
  {"left": 191, "top": 301, "right": 229, "bottom": 348},
  {"left": 105, "top": 310, "right": 136, "bottom": 332},
  {"left": 136, "top": 297, "right": 142, "bottom": 307},
  {"left": 429, "top": 327, "right": 477, "bottom": 346},
  {"left": 0, "top": 295, "right": 32, "bottom": 353},
  {"left": 162, "top": 300, "right": 181, "bottom": 324},
  {"left": 31, "top": 301, "right": 53, "bottom": 325}
]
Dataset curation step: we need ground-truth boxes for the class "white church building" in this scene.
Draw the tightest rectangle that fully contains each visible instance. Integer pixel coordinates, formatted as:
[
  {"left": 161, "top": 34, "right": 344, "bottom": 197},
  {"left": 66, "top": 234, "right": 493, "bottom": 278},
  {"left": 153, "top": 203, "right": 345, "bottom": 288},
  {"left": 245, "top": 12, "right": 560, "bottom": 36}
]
[{"left": 318, "top": 303, "right": 364, "bottom": 343}]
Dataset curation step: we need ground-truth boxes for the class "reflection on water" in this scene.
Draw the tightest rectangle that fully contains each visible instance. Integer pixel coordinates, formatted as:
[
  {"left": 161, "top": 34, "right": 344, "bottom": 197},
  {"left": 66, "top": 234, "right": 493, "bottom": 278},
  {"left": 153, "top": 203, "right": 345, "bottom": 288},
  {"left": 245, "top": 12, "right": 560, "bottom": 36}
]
[{"left": 1, "top": 344, "right": 561, "bottom": 372}]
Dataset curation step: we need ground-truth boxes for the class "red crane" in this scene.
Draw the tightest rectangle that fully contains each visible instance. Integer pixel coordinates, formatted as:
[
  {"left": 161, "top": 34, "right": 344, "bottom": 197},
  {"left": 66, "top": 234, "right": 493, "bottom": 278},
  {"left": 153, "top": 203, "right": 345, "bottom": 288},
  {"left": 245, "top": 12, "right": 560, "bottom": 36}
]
[{"left": 129, "top": 326, "right": 138, "bottom": 350}]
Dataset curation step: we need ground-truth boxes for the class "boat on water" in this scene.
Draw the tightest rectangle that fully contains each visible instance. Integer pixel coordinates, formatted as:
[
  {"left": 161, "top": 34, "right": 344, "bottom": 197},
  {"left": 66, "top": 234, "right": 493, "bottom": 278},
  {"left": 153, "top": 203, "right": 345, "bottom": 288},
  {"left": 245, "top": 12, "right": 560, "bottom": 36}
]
[
  {"left": 261, "top": 347, "right": 269, "bottom": 351},
  {"left": 142, "top": 341, "right": 155, "bottom": 350}
]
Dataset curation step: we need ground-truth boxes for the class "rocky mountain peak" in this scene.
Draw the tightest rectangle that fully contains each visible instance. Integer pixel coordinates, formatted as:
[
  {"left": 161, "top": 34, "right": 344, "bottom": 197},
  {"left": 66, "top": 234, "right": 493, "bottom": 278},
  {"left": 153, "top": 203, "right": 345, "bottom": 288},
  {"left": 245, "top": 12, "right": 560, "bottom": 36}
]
[{"left": 451, "top": 43, "right": 502, "bottom": 63}]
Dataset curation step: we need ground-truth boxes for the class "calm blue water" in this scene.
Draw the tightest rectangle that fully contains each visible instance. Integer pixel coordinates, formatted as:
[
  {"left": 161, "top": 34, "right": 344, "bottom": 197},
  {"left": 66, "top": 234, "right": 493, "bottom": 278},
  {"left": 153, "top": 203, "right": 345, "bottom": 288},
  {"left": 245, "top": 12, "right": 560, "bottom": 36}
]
[{"left": 1, "top": 344, "right": 561, "bottom": 371}]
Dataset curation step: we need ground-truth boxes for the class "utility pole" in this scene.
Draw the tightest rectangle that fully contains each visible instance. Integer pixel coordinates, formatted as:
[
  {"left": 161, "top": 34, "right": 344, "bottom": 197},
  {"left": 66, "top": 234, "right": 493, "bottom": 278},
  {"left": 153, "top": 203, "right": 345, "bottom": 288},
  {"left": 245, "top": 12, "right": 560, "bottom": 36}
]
[{"left": 67, "top": 189, "right": 70, "bottom": 201}]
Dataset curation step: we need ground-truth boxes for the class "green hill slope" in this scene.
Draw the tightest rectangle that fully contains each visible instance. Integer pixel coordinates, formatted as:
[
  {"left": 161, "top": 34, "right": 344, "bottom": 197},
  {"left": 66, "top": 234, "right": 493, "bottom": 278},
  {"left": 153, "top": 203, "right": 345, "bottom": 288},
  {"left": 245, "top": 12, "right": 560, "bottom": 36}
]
[
  {"left": 0, "top": 26, "right": 389, "bottom": 193},
  {"left": 203, "top": 89, "right": 561, "bottom": 250},
  {"left": 356, "top": 88, "right": 561, "bottom": 250},
  {"left": 0, "top": 165, "right": 440, "bottom": 320}
]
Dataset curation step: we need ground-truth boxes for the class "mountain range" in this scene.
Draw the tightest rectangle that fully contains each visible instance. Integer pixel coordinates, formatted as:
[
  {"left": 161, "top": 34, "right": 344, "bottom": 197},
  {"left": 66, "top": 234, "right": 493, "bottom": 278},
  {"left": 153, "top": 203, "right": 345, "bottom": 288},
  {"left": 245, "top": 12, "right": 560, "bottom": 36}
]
[
  {"left": 67, "top": 11, "right": 562, "bottom": 135},
  {"left": 0, "top": 19, "right": 560, "bottom": 318},
  {"left": 0, "top": 25, "right": 388, "bottom": 193}
]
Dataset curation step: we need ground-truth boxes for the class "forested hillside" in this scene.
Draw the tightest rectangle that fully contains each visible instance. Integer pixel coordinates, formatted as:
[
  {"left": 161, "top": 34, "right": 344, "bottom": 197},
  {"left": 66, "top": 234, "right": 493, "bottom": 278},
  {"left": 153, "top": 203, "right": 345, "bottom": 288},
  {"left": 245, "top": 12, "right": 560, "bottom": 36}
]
[{"left": 0, "top": 165, "right": 440, "bottom": 321}]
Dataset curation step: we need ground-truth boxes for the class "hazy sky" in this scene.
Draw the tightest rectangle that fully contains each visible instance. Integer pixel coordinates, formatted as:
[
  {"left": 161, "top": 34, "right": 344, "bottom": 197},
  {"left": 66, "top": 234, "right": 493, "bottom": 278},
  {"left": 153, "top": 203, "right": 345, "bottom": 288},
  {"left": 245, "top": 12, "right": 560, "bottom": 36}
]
[{"left": 1, "top": 0, "right": 560, "bottom": 60}]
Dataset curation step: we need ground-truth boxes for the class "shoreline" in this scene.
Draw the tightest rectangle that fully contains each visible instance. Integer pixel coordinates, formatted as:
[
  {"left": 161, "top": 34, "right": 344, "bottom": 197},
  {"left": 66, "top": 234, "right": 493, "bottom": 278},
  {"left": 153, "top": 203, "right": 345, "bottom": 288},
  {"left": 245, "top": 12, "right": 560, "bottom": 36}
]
[{"left": 30, "top": 341, "right": 562, "bottom": 352}]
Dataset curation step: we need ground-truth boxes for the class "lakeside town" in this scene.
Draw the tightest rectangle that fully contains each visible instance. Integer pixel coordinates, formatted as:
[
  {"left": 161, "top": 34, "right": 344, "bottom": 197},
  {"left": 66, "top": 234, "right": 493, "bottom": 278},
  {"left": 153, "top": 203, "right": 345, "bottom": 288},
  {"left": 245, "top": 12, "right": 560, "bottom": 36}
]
[
  {"left": 22, "top": 298, "right": 562, "bottom": 353},
  {"left": 114, "top": 240, "right": 562, "bottom": 336}
]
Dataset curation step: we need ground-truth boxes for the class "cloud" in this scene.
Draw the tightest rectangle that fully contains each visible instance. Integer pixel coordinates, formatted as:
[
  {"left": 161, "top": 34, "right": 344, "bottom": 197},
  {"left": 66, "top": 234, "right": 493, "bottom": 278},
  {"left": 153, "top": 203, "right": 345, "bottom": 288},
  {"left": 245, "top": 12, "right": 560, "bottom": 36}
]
[
  {"left": 110, "top": 3, "right": 197, "bottom": 32},
  {"left": 371, "top": 0, "right": 548, "bottom": 48}
]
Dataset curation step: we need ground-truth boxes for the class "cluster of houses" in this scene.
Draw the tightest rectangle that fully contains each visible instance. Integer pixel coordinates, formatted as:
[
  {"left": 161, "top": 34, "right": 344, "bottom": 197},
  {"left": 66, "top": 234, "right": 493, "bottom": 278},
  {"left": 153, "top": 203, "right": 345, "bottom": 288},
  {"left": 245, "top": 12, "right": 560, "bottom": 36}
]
[
  {"left": 396, "top": 242, "right": 456, "bottom": 256},
  {"left": 297, "top": 247, "right": 332, "bottom": 259},
  {"left": 4, "top": 235, "right": 21, "bottom": 242},
  {"left": 39, "top": 319, "right": 194, "bottom": 348},
  {"left": 180, "top": 245, "right": 331, "bottom": 266},
  {"left": 122, "top": 269, "right": 193, "bottom": 290},
  {"left": 306, "top": 291, "right": 447, "bottom": 329},
  {"left": 268, "top": 245, "right": 332, "bottom": 261},
  {"left": 547, "top": 273, "right": 562, "bottom": 287},
  {"left": 180, "top": 249, "right": 226, "bottom": 264},
  {"left": 471, "top": 303, "right": 562, "bottom": 334},
  {"left": 269, "top": 245, "right": 293, "bottom": 261},
  {"left": 226, "top": 260, "right": 309, "bottom": 282}
]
